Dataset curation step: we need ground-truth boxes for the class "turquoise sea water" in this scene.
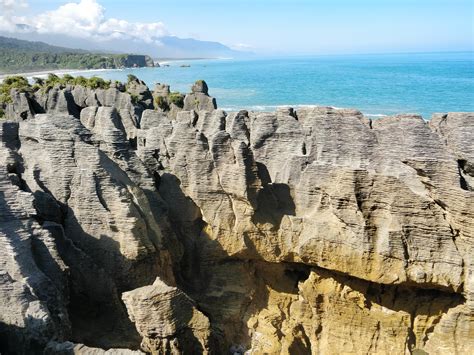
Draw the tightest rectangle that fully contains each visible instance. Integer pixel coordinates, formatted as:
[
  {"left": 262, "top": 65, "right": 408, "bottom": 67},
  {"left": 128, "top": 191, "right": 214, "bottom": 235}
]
[{"left": 79, "top": 52, "right": 473, "bottom": 119}]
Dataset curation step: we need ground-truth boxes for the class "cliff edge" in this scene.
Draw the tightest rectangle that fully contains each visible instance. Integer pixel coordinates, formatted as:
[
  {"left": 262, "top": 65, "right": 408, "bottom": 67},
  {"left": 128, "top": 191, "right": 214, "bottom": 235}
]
[{"left": 0, "top": 77, "right": 473, "bottom": 354}]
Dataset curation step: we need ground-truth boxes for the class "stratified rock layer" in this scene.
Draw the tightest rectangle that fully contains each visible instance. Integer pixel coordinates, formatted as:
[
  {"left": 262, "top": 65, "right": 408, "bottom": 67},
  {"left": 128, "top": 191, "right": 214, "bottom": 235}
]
[
  {"left": 0, "top": 80, "right": 472, "bottom": 354},
  {"left": 122, "top": 278, "right": 212, "bottom": 354}
]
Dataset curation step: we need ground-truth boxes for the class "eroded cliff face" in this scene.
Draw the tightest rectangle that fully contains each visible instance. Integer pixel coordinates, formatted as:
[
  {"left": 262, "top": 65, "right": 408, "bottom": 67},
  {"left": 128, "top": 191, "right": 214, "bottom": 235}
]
[{"left": 0, "top": 79, "right": 472, "bottom": 354}]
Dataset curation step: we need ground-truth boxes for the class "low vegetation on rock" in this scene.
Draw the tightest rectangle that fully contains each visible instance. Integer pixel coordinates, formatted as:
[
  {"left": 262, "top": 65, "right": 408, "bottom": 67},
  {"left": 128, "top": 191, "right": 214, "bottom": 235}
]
[
  {"left": 0, "top": 74, "right": 209, "bottom": 122},
  {"left": 0, "top": 76, "right": 31, "bottom": 104},
  {"left": 127, "top": 74, "right": 139, "bottom": 83},
  {"left": 168, "top": 92, "right": 185, "bottom": 108},
  {"left": 0, "top": 75, "right": 215, "bottom": 124},
  {"left": 154, "top": 95, "right": 169, "bottom": 111},
  {"left": 0, "top": 74, "right": 116, "bottom": 104}
]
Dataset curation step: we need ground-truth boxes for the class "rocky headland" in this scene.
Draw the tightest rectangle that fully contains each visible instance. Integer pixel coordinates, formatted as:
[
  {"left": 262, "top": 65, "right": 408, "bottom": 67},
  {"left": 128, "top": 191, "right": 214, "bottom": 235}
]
[
  {"left": 0, "top": 36, "right": 156, "bottom": 74},
  {"left": 0, "top": 76, "right": 473, "bottom": 354}
]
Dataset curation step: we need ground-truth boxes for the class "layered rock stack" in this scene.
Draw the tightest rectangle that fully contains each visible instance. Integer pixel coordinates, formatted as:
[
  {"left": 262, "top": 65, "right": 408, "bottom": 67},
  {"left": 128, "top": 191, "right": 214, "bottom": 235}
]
[{"left": 0, "top": 79, "right": 473, "bottom": 354}]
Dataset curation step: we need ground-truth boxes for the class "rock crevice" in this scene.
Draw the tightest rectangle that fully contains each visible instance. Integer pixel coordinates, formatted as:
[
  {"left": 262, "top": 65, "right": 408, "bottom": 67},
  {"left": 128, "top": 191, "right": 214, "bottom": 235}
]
[{"left": 0, "top": 80, "right": 473, "bottom": 354}]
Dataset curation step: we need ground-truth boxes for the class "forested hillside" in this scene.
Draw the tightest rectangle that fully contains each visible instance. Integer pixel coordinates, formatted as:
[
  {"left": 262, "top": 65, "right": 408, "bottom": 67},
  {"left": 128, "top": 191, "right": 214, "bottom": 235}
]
[{"left": 0, "top": 36, "right": 154, "bottom": 73}]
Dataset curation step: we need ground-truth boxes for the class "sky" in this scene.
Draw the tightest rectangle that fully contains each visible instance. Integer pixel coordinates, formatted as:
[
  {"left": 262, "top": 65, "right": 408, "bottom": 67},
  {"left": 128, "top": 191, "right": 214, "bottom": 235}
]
[{"left": 1, "top": 0, "right": 473, "bottom": 54}]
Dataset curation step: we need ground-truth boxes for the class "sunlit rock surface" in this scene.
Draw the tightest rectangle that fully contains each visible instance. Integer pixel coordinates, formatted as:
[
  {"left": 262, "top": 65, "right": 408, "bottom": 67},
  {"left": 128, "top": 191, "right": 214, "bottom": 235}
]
[{"left": 0, "top": 81, "right": 472, "bottom": 354}]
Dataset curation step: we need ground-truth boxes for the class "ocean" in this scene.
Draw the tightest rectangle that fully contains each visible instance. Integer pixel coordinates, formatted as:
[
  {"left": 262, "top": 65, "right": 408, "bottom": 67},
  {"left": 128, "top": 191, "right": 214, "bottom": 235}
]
[{"left": 76, "top": 51, "right": 473, "bottom": 119}]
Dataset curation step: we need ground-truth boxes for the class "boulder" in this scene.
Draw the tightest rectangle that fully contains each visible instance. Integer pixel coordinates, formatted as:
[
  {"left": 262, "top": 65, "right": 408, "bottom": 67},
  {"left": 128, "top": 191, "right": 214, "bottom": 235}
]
[
  {"left": 153, "top": 83, "right": 171, "bottom": 97},
  {"left": 122, "top": 278, "right": 213, "bottom": 354},
  {"left": 183, "top": 80, "right": 217, "bottom": 111},
  {"left": 126, "top": 78, "right": 154, "bottom": 109},
  {"left": 191, "top": 80, "right": 209, "bottom": 94},
  {"left": 5, "top": 89, "right": 35, "bottom": 120}
]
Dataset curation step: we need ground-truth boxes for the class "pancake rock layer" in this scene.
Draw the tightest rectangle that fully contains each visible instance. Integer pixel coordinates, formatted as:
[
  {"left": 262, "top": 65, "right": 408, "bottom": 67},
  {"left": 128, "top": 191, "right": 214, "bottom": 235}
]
[{"left": 0, "top": 80, "right": 473, "bottom": 354}]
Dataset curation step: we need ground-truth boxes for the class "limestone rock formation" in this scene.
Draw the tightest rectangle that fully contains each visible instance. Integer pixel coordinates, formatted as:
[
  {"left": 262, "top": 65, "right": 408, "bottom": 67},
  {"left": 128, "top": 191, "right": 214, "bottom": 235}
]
[
  {"left": 183, "top": 80, "right": 217, "bottom": 111},
  {"left": 153, "top": 83, "right": 171, "bottom": 98},
  {"left": 122, "top": 278, "right": 212, "bottom": 354},
  {"left": 0, "top": 78, "right": 472, "bottom": 354},
  {"left": 4, "top": 90, "right": 35, "bottom": 121},
  {"left": 126, "top": 78, "right": 154, "bottom": 110},
  {"left": 136, "top": 107, "right": 473, "bottom": 353},
  {"left": 115, "top": 55, "right": 155, "bottom": 69},
  {"left": 45, "top": 341, "right": 145, "bottom": 354}
]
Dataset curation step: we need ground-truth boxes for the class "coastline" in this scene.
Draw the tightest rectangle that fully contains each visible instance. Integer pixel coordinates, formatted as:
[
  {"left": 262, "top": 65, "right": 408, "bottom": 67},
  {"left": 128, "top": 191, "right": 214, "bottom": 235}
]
[
  {"left": 0, "top": 68, "right": 121, "bottom": 81},
  {"left": 220, "top": 104, "right": 390, "bottom": 118},
  {"left": 1, "top": 53, "right": 470, "bottom": 118},
  {"left": 0, "top": 57, "right": 221, "bottom": 80}
]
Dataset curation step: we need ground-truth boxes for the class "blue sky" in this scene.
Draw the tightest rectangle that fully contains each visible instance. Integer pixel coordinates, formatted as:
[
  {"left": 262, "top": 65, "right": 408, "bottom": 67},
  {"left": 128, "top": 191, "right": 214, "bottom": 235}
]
[{"left": 6, "top": 0, "right": 474, "bottom": 54}]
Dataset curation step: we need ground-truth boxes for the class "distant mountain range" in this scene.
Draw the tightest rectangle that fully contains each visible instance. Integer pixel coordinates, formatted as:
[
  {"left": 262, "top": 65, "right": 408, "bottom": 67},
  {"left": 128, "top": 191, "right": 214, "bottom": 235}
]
[
  {"left": 158, "top": 36, "right": 244, "bottom": 58},
  {"left": 0, "top": 31, "right": 249, "bottom": 59},
  {"left": 0, "top": 36, "right": 87, "bottom": 54}
]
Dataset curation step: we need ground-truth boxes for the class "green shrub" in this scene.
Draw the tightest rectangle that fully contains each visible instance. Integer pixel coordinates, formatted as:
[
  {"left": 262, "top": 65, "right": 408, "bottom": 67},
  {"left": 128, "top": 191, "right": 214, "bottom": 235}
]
[
  {"left": 32, "top": 77, "right": 44, "bottom": 91},
  {"left": 86, "top": 76, "right": 111, "bottom": 90},
  {"left": 0, "top": 108, "right": 5, "bottom": 119},
  {"left": 130, "top": 94, "right": 139, "bottom": 104},
  {"left": 33, "top": 74, "right": 113, "bottom": 93},
  {"left": 168, "top": 92, "right": 184, "bottom": 108},
  {"left": 0, "top": 76, "right": 31, "bottom": 104},
  {"left": 73, "top": 76, "right": 88, "bottom": 86},
  {"left": 41, "top": 73, "right": 61, "bottom": 92},
  {"left": 154, "top": 95, "right": 169, "bottom": 110},
  {"left": 2, "top": 76, "right": 30, "bottom": 88},
  {"left": 127, "top": 74, "right": 138, "bottom": 83},
  {"left": 32, "top": 77, "right": 44, "bottom": 86},
  {"left": 45, "top": 73, "right": 60, "bottom": 86},
  {"left": 60, "top": 74, "right": 75, "bottom": 85},
  {"left": 114, "top": 80, "right": 126, "bottom": 92}
]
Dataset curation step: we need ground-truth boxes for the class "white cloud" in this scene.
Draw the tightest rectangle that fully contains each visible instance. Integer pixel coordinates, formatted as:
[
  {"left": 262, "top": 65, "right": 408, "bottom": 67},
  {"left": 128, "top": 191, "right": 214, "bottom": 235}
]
[
  {"left": 0, "top": 0, "right": 168, "bottom": 42},
  {"left": 0, "top": 0, "right": 28, "bottom": 31},
  {"left": 0, "top": 0, "right": 28, "bottom": 13}
]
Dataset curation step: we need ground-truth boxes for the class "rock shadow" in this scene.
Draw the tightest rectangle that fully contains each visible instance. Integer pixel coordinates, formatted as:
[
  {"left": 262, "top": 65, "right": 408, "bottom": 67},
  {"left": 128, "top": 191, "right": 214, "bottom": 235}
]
[
  {"left": 0, "top": 191, "right": 69, "bottom": 352},
  {"left": 251, "top": 162, "right": 296, "bottom": 229},
  {"left": 153, "top": 165, "right": 466, "bottom": 354},
  {"left": 0, "top": 318, "right": 49, "bottom": 355},
  {"left": 50, "top": 209, "right": 145, "bottom": 350}
]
